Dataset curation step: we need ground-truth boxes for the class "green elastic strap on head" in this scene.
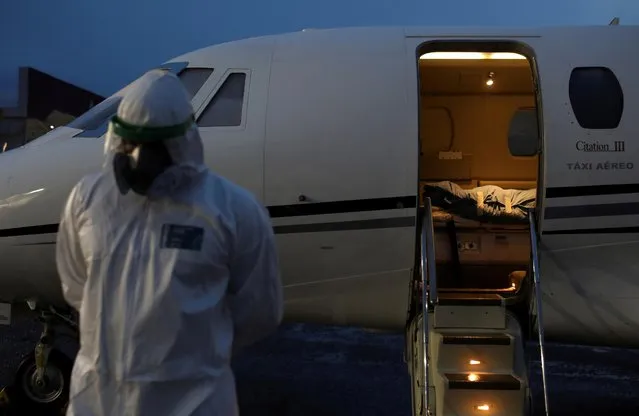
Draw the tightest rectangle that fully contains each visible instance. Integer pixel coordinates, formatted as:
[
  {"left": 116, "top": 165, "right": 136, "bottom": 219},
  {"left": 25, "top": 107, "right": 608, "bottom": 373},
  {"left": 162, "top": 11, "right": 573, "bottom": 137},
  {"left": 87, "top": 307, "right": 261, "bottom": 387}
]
[{"left": 110, "top": 114, "right": 194, "bottom": 143}]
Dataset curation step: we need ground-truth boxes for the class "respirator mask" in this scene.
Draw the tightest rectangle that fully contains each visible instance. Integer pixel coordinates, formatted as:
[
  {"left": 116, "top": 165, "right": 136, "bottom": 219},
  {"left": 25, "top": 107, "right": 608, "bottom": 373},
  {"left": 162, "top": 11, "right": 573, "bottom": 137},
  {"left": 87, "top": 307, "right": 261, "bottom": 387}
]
[{"left": 109, "top": 114, "right": 194, "bottom": 196}]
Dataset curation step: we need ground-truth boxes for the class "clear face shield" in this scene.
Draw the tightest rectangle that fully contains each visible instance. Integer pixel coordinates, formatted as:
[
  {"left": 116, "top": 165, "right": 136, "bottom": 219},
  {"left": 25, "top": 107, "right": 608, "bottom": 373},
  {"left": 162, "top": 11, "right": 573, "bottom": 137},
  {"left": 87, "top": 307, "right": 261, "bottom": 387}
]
[{"left": 105, "top": 114, "right": 205, "bottom": 197}]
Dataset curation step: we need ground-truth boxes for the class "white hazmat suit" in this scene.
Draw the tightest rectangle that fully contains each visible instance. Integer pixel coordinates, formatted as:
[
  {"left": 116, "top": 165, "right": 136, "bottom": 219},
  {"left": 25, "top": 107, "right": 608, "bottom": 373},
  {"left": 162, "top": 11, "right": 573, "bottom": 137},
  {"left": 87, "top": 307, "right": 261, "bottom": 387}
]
[{"left": 55, "top": 69, "right": 283, "bottom": 416}]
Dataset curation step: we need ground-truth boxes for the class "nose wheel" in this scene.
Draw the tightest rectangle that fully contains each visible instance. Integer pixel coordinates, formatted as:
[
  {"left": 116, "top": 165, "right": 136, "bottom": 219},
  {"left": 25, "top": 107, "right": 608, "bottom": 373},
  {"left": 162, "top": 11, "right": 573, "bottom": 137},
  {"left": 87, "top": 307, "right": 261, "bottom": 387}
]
[
  {"left": 3, "top": 305, "right": 76, "bottom": 415},
  {"left": 11, "top": 348, "right": 72, "bottom": 413}
]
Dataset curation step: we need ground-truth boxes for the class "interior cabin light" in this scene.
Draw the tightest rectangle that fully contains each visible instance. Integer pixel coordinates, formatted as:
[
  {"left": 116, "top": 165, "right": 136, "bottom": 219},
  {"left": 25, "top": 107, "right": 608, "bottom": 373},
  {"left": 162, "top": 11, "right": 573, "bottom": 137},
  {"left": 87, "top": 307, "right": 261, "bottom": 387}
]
[
  {"left": 467, "top": 373, "right": 480, "bottom": 382},
  {"left": 485, "top": 72, "right": 495, "bottom": 87},
  {"left": 469, "top": 359, "right": 481, "bottom": 365},
  {"left": 419, "top": 52, "right": 526, "bottom": 60},
  {"left": 476, "top": 403, "right": 491, "bottom": 411}
]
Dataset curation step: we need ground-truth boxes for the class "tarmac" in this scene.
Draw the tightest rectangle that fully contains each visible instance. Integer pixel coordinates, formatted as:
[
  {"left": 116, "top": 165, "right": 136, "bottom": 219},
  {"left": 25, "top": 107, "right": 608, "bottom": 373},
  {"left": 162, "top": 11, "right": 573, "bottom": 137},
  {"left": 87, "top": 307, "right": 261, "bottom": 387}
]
[{"left": 2, "top": 307, "right": 639, "bottom": 415}]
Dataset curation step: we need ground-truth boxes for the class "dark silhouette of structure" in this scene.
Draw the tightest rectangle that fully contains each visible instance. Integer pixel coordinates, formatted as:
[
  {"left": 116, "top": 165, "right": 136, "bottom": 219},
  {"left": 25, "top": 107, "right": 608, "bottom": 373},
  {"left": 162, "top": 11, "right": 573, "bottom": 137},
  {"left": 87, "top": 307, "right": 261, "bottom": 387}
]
[{"left": 0, "top": 67, "right": 105, "bottom": 152}]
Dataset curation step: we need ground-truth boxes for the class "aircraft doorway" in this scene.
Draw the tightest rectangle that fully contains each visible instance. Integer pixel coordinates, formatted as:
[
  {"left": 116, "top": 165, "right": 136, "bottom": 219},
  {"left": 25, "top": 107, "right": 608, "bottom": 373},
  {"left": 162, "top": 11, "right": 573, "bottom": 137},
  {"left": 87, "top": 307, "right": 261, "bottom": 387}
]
[{"left": 416, "top": 43, "right": 542, "bottom": 309}]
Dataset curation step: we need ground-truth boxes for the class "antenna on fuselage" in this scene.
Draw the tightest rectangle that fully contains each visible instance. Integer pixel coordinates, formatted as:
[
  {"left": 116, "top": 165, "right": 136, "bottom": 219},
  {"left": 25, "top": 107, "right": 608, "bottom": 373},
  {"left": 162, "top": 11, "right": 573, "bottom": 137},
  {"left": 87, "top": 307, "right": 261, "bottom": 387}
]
[{"left": 609, "top": 17, "right": 620, "bottom": 25}]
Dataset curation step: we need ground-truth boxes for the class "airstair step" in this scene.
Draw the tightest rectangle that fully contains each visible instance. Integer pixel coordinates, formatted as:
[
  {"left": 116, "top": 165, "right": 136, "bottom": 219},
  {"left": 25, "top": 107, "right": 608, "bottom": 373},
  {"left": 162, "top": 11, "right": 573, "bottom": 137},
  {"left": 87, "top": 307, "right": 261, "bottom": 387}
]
[
  {"left": 445, "top": 373, "right": 522, "bottom": 390},
  {"left": 434, "top": 332, "right": 516, "bottom": 373},
  {"left": 442, "top": 334, "right": 511, "bottom": 346},
  {"left": 438, "top": 292, "right": 503, "bottom": 306},
  {"left": 434, "top": 294, "right": 506, "bottom": 329},
  {"left": 439, "top": 373, "right": 527, "bottom": 416}
]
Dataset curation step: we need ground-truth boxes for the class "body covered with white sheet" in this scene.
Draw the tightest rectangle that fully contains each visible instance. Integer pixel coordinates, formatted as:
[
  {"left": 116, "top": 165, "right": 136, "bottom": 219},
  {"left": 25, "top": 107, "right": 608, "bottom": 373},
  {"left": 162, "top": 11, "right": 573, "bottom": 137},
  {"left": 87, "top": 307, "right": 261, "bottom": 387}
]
[{"left": 55, "top": 70, "right": 283, "bottom": 416}]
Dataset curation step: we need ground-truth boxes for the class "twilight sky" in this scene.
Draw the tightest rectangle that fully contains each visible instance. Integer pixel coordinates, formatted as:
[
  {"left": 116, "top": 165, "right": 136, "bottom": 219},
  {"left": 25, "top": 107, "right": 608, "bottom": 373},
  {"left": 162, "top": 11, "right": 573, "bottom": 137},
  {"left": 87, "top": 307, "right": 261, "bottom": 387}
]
[{"left": 0, "top": 0, "right": 636, "bottom": 105}]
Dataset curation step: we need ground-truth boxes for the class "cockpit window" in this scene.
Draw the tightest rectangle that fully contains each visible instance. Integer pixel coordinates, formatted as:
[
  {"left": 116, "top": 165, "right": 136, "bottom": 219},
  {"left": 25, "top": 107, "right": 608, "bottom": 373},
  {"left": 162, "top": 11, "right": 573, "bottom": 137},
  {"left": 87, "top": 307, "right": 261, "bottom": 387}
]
[
  {"left": 67, "top": 95, "right": 121, "bottom": 131},
  {"left": 69, "top": 95, "right": 122, "bottom": 138},
  {"left": 178, "top": 68, "right": 215, "bottom": 99},
  {"left": 197, "top": 72, "right": 247, "bottom": 127},
  {"left": 71, "top": 65, "right": 214, "bottom": 138}
]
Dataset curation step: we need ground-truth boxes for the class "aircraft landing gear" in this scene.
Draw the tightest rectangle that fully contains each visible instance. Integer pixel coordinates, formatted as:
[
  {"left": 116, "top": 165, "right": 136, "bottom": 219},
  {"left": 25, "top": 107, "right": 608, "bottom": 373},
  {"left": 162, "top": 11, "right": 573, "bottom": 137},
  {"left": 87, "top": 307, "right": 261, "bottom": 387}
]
[{"left": 5, "top": 304, "right": 77, "bottom": 415}]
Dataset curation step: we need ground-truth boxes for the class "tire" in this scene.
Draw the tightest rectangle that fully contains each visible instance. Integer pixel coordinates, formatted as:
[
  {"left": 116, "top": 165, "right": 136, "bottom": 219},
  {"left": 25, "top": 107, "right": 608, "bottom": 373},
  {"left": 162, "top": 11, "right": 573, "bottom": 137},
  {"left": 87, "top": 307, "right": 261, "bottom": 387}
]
[{"left": 11, "top": 348, "right": 73, "bottom": 414}]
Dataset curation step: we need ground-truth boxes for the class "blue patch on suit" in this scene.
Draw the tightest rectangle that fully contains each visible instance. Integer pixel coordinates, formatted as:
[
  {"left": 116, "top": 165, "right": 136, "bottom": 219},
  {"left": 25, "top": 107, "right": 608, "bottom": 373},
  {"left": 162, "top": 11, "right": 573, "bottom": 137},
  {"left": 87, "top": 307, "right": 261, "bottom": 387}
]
[{"left": 160, "top": 224, "right": 204, "bottom": 251}]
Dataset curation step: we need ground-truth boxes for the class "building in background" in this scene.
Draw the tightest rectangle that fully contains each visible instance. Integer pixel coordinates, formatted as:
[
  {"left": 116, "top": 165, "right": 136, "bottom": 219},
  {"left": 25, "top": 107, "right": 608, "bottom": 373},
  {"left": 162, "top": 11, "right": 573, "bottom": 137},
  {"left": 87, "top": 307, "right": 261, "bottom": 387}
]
[{"left": 0, "top": 67, "right": 105, "bottom": 152}]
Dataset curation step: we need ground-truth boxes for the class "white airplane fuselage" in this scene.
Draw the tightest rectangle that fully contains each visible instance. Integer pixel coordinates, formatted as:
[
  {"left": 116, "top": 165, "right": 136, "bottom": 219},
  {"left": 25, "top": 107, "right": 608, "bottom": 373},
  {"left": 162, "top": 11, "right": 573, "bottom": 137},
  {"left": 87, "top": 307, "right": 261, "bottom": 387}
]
[{"left": 1, "top": 25, "right": 639, "bottom": 349}]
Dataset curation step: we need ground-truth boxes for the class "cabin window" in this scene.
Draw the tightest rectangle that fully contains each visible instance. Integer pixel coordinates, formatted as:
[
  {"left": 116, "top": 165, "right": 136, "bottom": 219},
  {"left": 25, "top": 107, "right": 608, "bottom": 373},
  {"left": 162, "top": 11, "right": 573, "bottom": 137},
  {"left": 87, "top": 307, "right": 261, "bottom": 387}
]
[
  {"left": 178, "top": 68, "right": 214, "bottom": 99},
  {"left": 197, "top": 73, "right": 247, "bottom": 127},
  {"left": 568, "top": 67, "right": 623, "bottom": 129}
]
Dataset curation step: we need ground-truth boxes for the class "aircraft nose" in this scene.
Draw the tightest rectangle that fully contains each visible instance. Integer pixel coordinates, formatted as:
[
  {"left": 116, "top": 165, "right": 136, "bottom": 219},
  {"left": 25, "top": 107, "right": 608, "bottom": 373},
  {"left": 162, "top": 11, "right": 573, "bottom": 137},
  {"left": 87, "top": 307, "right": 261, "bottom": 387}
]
[{"left": 0, "top": 126, "right": 104, "bottom": 231}]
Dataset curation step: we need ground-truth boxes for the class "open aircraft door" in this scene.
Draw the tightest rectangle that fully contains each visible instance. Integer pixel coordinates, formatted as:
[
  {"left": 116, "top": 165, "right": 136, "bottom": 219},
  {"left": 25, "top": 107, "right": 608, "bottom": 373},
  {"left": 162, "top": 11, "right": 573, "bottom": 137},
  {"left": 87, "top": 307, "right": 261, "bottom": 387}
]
[{"left": 405, "top": 30, "right": 549, "bottom": 416}]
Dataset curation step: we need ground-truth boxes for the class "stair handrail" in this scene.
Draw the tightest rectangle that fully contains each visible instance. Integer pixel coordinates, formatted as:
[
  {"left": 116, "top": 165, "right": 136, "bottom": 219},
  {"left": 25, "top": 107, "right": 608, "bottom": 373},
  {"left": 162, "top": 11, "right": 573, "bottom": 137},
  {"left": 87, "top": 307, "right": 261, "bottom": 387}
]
[
  {"left": 420, "top": 197, "right": 438, "bottom": 415},
  {"left": 422, "top": 197, "right": 438, "bottom": 308},
  {"left": 528, "top": 210, "right": 550, "bottom": 415}
]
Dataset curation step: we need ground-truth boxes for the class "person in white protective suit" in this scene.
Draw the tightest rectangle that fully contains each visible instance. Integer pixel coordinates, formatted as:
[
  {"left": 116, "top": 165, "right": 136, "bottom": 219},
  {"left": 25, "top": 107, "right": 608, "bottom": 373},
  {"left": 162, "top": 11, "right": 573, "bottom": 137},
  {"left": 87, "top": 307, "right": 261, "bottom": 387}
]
[{"left": 55, "top": 69, "right": 283, "bottom": 416}]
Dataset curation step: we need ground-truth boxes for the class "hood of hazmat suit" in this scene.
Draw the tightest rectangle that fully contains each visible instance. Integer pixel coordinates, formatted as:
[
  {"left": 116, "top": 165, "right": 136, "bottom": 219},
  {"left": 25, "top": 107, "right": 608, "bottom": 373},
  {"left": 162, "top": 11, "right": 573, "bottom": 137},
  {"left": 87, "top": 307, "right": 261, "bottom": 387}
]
[{"left": 55, "top": 69, "right": 283, "bottom": 416}]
